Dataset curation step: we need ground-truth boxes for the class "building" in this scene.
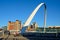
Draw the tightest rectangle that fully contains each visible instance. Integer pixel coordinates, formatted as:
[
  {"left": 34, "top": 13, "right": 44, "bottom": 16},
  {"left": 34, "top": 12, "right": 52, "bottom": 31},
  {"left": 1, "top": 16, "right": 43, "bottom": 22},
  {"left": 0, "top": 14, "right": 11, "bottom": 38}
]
[
  {"left": 7, "top": 20, "right": 22, "bottom": 34},
  {"left": 33, "top": 22, "right": 38, "bottom": 30},
  {"left": 26, "top": 22, "right": 38, "bottom": 31},
  {"left": 48, "top": 26, "right": 60, "bottom": 33},
  {"left": 0, "top": 28, "right": 4, "bottom": 37},
  {"left": 48, "top": 26, "right": 60, "bottom": 28}
]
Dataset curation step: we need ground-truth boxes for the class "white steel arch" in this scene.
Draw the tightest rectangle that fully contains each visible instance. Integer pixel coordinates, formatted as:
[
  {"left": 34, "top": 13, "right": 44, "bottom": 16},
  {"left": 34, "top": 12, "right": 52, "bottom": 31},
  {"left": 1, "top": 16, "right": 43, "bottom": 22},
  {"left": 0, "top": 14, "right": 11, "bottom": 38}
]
[
  {"left": 21, "top": 3, "right": 47, "bottom": 33},
  {"left": 24, "top": 3, "right": 46, "bottom": 27}
]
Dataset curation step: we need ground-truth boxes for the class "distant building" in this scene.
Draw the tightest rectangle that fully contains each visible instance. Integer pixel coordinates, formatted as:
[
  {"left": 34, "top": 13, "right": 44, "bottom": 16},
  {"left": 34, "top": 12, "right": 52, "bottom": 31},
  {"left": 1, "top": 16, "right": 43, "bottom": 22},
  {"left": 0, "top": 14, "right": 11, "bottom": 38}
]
[
  {"left": 7, "top": 20, "right": 22, "bottom": 34},
  {"left": 0, "top": 28, "right": 3, "bottom": 31},
  {"left": 33, "top": 22, "right": 38, "bottom": 30},
  {"left": 26, "top": 22, "right": 38, "bottom": 31},
  {"left": 0, "top": 28, "right": 4, "bottom": 37},
  {"left": 27, "top": 25, "right": 35, "bottom": 31},
  {"left": 48, "top": 26, "right": 60, "bottom": 28}
]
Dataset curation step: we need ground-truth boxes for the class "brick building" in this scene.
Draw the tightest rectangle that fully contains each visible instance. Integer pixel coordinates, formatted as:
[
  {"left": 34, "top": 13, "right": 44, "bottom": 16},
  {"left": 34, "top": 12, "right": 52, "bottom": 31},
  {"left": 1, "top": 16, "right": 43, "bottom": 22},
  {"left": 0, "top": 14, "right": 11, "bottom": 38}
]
[{"left": 7, "top": 20, "right": 22, "bottom": 34}]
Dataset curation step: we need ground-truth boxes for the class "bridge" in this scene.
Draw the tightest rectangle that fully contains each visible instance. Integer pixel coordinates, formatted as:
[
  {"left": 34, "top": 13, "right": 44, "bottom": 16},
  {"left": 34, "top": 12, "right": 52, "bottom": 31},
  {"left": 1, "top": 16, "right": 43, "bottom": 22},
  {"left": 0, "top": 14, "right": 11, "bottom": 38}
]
[{"left": 21, "top": 3, "right": 47, "bottom": 33}]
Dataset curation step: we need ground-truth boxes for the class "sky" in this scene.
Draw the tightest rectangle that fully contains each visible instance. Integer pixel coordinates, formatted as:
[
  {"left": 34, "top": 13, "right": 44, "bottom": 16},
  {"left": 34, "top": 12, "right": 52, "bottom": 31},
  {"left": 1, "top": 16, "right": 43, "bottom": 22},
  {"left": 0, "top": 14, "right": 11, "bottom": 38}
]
[{"left": 0, "top": 0, "right": 60, "bottom": 27}]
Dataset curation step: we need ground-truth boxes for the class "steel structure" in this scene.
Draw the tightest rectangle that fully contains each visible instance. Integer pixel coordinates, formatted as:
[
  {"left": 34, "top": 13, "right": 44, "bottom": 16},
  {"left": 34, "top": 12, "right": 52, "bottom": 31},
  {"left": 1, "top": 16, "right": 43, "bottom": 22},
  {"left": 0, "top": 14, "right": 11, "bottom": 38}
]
[{"left": 21, "top": 3, "right": 47, "bottom": 33}]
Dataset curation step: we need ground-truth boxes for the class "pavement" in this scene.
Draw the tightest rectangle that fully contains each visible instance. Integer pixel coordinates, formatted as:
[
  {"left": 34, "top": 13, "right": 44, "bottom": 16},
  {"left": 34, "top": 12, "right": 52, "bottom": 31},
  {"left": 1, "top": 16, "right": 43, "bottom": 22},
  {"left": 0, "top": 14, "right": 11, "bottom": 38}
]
[{"left": 0, "top": 34, "right": 29, "bottom": 40}]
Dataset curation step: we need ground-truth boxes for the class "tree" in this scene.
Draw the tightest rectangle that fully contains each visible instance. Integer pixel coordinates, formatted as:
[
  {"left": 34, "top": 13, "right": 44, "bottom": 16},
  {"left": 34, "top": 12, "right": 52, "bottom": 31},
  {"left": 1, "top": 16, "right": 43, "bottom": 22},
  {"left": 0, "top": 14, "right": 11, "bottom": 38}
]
[{"left": 2, "top": 26, "right": 7, "bottom": 30}]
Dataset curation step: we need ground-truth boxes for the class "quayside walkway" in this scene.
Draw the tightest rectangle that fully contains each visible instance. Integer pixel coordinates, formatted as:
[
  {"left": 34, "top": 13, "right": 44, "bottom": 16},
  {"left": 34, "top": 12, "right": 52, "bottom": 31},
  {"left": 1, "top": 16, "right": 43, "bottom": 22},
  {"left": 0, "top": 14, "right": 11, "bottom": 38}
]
[{"left": 0, "top": 34, "right": 28, "bottom": 40}]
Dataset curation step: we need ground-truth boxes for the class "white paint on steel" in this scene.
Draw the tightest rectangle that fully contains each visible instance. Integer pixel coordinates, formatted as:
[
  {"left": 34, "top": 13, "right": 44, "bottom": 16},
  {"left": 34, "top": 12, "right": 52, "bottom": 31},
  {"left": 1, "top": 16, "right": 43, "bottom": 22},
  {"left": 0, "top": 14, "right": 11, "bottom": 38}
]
[{"left": 24, "top": 3, "right": 44, "bottom": 26}]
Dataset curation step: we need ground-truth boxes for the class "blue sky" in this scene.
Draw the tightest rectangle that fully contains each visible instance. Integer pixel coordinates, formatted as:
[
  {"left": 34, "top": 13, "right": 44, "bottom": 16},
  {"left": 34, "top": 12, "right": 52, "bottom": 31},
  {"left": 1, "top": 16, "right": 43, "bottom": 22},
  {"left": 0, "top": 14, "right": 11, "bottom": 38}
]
[{"left": 0, "top": 0, "right": 60, "bottom": 27}]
